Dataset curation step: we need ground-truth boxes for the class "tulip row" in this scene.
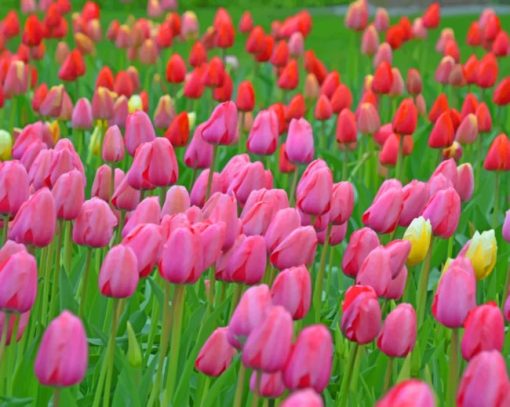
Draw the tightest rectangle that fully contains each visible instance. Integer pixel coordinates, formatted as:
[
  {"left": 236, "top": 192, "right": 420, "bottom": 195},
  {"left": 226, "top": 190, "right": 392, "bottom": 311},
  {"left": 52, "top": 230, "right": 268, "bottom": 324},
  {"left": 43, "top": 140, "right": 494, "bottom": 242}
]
[{"left": 0, "top": 0, "right": 509, "bottom": 406}]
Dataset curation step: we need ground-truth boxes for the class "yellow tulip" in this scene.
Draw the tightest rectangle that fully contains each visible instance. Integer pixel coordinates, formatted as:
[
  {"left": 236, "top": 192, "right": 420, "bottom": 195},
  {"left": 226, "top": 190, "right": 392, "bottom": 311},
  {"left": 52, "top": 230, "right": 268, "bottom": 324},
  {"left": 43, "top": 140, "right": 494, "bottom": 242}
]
[
  {"left": 403, "top": 216, "right": 432, "bottom": 266},
  {"left": 0, "top": 130, "right": 12, "bottom": 161},
  {"left": 465, "top": 230, "right": 497, "bottom": 280},
  {"left": 47, "top": 121, "right": 61, "bottom": 145},
  {"left": 187, "top": 112, "right": 196, "bottom": 130},
  {"left": 128, "top": 95, "right": 143, "bottom": 113}
]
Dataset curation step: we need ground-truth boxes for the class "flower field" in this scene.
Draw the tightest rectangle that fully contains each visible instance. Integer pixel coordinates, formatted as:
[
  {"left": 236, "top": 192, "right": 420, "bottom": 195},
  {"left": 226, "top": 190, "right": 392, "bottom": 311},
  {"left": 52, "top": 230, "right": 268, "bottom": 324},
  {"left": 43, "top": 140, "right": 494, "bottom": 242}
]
[{"left": 0, "top": 0, "right": 509, "bottom": 406}]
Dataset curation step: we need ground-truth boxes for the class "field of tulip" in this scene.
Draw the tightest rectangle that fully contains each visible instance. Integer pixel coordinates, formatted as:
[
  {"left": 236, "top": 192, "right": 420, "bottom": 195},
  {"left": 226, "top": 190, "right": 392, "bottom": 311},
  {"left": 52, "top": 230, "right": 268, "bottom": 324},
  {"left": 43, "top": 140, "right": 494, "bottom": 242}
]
[{"left": 0, "top": 0, "right": 510, "bottom": 406}]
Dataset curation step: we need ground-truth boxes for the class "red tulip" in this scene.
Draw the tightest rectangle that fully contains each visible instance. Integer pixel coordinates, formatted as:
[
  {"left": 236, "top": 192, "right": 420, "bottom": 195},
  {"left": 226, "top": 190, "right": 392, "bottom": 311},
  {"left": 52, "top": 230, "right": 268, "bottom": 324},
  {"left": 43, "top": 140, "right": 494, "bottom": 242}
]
[
  {"left": 484, "top": 133, "right": 510, "bottom": 171},
  {"left": 58, "top": 49, "right": 86, "bottom": 81},
  {"left": 428, "top": 111, "right": 454, "bottom": 148},
  {"left": 392, "top": 98, "right": 417, "bottom": 135},
  {"left": 341, "top": 285, "right": 381, "bottom": 344}
]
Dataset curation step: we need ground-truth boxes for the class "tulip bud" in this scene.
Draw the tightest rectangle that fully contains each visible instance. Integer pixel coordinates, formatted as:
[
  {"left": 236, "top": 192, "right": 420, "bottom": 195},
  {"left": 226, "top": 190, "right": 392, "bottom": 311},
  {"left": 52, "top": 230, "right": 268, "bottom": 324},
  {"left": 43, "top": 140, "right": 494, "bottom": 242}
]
[
  {"left": 99, "top": 244, "right": 139, "bottom": 298},
  {"left": 250, "top": 371, "right": 285, "bottom": 398},
  {"left": 0, "top": 161, "right": 29, "bottom": 217},
  {"left": 403, "top": 217, "right": 432, "bottom": 266},
  {"left": 377, "top": 380, "right": 435, "bottom": 407},
  {"left": 342, "top": 227, "right": 380, "bottom": 278},
  {"left": 195, "top": 327, "right": 236, "bottom": 377},
  {"left": 362, "top": 186, "right": 403, "bottom": 234},
  {"left": 421, "top": 187, "right": 461, "bottom": 238},
  {"left": 270, "top": 226, "right": 317, "bottom": 270},
  {"left": 286, "top": 118, "right": 314, "bottom": 164},
  {"left": 341, "top": 285, "right": 381, "bottom": 344},
  {"left": 357, "top": 103, "right": 380, "bottom": 134},
  {"left": 73, "top": 198, "right": 117, "bottom": 248},
  {"left": 0, "top": 249, "right": 37, "bottom": 313},
  {"left": 377, "top": 303, "right": 416, "bottom": 357},
  {"left": 71, "top": 98, "right": 93, "bottom": 130},
  {"left": 296, "top": 160, "right": 333, "bottom": 216},
  {"left": 399, "top": 180, "right": 428, "bottom": 227},
  {"left": 356, "top": 246, "right": 392, "bottom": 296},
  {"left": 52, "top": 169, "right": 85, "bottom": 220},
  {"left": 126, "top": 321, "right": 142, "bottom": 368},
  {"left": 102, "top": 125, "right": 125, "bottom": 163},
  {"left": 461, "top": 230, "right": 497, "bottom": 280},
  {"left": 124, "top": 111, "right": 156, "bottom": 156},
  {"left": 484, "top": 133, "right": 510, "bottom": 171},
  {"left": 247, "top": 110, "right": 278, "bottom": 156},
  {"left": 282, "top": 390, "right": 324, "bottom": 407},
  {"left": 271, "top": 265, "right": 311, "bottom": 320},
  {"left": 201, "top": 101, "right": 238, "bottom": 145},
  {"left": 122, "top": 197, "right": 161, "bottom": 238},
  {"left": 34, "top": 311, "right": 88, "bottom": 387}
]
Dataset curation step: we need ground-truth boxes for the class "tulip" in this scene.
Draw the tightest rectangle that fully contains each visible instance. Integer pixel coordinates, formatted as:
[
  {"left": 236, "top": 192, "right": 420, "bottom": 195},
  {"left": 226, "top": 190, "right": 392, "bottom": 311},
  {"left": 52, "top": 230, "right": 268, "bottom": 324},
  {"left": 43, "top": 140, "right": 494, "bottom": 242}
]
[
  {"left": 271, "top": 265, "right": 311, "bottom": 320},
  {"left": 383, "top": 266, "right": 408, "bottom": 300},
  {"left": 278, "top": 60, "right": 299, "bottom": 90},
  {"left": 122, "top": 197, "right": 161, "bottom": 238},
  {"left": 241, "top": 189, "right": 287, "bottom": 236},
  {"left": 399, "top": 180, "right": 428, "bottom": 227},
  {"left": 296, "top": 160, "right": 333, "bottom": 216},
  {"left": 403, "top": 217, "right": 432, "bottom": 266},
  {"left": 421, "top": 187, "right": 461, "bottom": 238},
  {"left": 357, "top": 103, "right": 380, "bottom": 134},
  {"left": 356, "top": 247, "right": 392, "bottom": 296},
  {"left": 184, "top": 124, "right": 214, "bottom": 169},
  {"left": 385, "top": 240, "right": 411, "bottom": 277},
  {"left": 342, "top": 227, "right": 380, "bottom": 278},
  {"left": 247, "top": 110, "right": 279, "bottom": 155},
  {"left": 270, "top": 226, "right": 317, "bottom": 270},
  {"left": 377, "top": 380, "right": 435, "bottom": 407},
  {"left": 201, "top": 101, "right": 238, "bottom": 145},
  {"left": 428, "top": 111, "right": 454, "bottom": 148},
  {"left": 336, "top": 109, "right": 357, "bottom": 146},
  {"left": 111, "top": 176, "right": 141, "bottom": 212},
  {"left": 283, "top": 325, "right": 332, "bottom": 392},
  {"left": 202, "top": 192, "right": 240, "bottom": 251},
  {"left": 122, "top": 223, "right": 163, "bottom": 278},
  {"left": 461, "top": 230, "right": 497, "bottom": 280},
  {"left": 124, "top": 111, "right": 156, "bottom": 156},
  {"left": 34, "top": 311, "right": 88, "bottom": 387},
  {"left": 361, "top": 25, "right": 379, "bottom": 56},
  {"left": 455, "top": 114, "right": 478, "bottom": 145},
  {"left": 432, "top": 260, "right": 476, "bottom": 328},
  {"left": 99, "top": 244, "right": 139, "bottom": 298},
  {"left": 0, "top": 161, "right": 29, "bottom": 217},
  {"left": 52, "top": 169, "right": 85, "bottom": 220},
  {"left": 457, "top": 351, "right": 510, "bottom": 407},
  {"left": 286, "top": 118, "right": 314, "bottom": 164},
  {"left": 476, "top": 53, "right": 498, "bottom": 89},
  {"left": 503, "top": 210, "right": 510, "bottom": 242},
  {"left": 227, "top": 285, "right": 272, "bottom": 349},
  {"left": 341, "top": 285, "right": 381, "bottom": 344},
  {"left": 377, "top": 303, "right": 416, "bottom": 357},
  {"left": 102, "top": 125, "right": 125, "bottom": 163},
  {"left": 226, "top": 161, "right": 269, "bottom": 205},
  {"left": 71, "top": 98, "right": 93, "bottom": 130},
  {"left": 456, "top": 164, "right": 474, "bottom": 202},
  {"left": 161, "top": 186, "right": 190, "bottom": 217},
  {"left": 0, "top": 310, "right": 30, "bottom": 347},
  {"left": 392, "top": 98, "right": 417, "bottom": 135},
  {"left": 362, "top": 186, "right": 403, "bottom": 234},
  {"left": 282, "top": 390, "right": 324, "bottom": 407},
  {"left": 9, "top": 188, "right": 56, "bottom": 248},
  {"left": 249, "top": 371, "right": 285, "bottom": 398},
  {"left": 73, "top": 198, "right": 117, "bottom": 248},
  {"left": 264, "top": 207, "right": 301, "bottom": 252},
  {"left": 195, "top": 327, "right": 236, "bottom": 377},
  {"left": 345, "top": 0, "right": 368, "bottom": 31},
  {"left": 0, "top": 249, "right": 37, "bottom": 313},
  {"left": 484, "top": 133, "right": 510, "bottom": 171},
  {"left": 153, "top": 95, "right": 175, "bottom": 130}
]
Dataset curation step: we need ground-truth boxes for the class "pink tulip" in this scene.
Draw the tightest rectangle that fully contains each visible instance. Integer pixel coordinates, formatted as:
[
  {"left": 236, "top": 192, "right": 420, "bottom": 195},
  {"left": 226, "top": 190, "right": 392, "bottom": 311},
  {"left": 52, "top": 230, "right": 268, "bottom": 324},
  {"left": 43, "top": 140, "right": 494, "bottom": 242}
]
[
  {"left": 461, "top": 302, "right": 504, "bottom": 361},
  {"left": 0, "top": 310, "right": 30, "bottom": 346},
  {"left": 361, "top": 25, "right": 379, "bottom": 56},
  {"left": 219, "top": 154, "right": 250, "bottom": 189},
  {"left": 283, "top": 325, "right": 333, "bottom": 392},
  {"left": 288, "top": 32, "right": 305, "bottom": 57},
  {"left": 34, "top": 311, "right": 88, "bottom": 387},
  {"left": 247, "top": 109, "right": 279, "bottom": 155},
  {"left": 195, "top": 327, "right": 236, "bottom": 377},
  {"left": 296, "top": 160, "right": 333, "bottom": 216},
  {"left": 202, "top": 192, "right": 240, "bottom": 251},
  {"left": 9, "top": 188, "right": 56, "bottom": 247},
  {"left": 73, "top": 198, "right": 117, "bottom": 248},
  {"left": 127, "top": 138, "right": 178, "bottom": 190},
  {"left": 329, "top": 181, "right": 354, "bottom": 225},
  {"left": 385, "top": 240, "right": 411, "bottom": 277},
  {"left": 228, "top": 285, "right": 272, "bottom": 349},
  {"left": 184, "top": 123, "right": 214, "bottom": 169},
  {"left": 0, "top": 249, "right": 37, "bottom": 313},
  {"left": 226, "top": 161, "right": 270, "bottom": 205},
  {"left": 432, "top": 259, "right": 476, "bottom": 328},
  {"left": 271, "top": 265, "right": 311, "bottom": 320},
  {"left": 122, "top": 223, "right": 163, "bottom": 278},
  {"left": 190, "top": 170, "right": 222, "bottom": 207},
  {"left": 503, "top": 210, "right": 510, "bottom": 242},
  {"left": 242, "top": 305, "right": 293, "bottom": 372},
  {"left": 357, "top": 103, "right": 380, "bottom": 134},
  {"left": 102, "top": 125, "right": 125, "bottom": 163},
  {"left": 158, "top": 226, "right": 203, "bottom": 284},
  {"left": 91, "top": 164, "right": 115, "bottom": 202},
  {"left": 282, "top": 390, "right": 324, "bottom": 407},
  {"left": 270, "top": 226, "right": 317, "bottom": 270},
  {"left": 161, "top": 186, "right": 190, "bottom": 217},
  {"left": 421, "top": 187, "right": 461, "bottom": 238},
  {"left": 375, "top": 8, "right": 390, "bottom": 32},
  {"left": 317, "top": 222, "right": 348, "bottom": 246},
  {"left": 28, "top": 149, "right": 54, "bottom": 189},
  {"left": 195, "top": 221, "right": 226, "bottom": 269},
  {"left": 341, "top": 285, "right": 381, "bottom": 344},
  {"left": 52, "top": 169, "right": 85, "bottom": 220},
  {"left": 71, "top": 98, "right": 93, "bottom": 130},
  {"left": 286, "top": 118, "right": 314, "bottom": 164},
  {"left": 241, "top": 189, "right": 287, "bottom": 236},
  {"left": 431, "top": 158, "right": 457, "bottom": 187},
  {"left": 356, "top": 246, "right": 392, "bottom": 296},
  {"left": 0, "top": 161, "right": 29, "bottom": 216},
  {"left": 377, "top": 303, "right": 416, "bottom": 357},
  {"left": 250, "top": 371, "right": 285, "bottom": 398},
  {"left": 122, "top": 197, "right": 161, "bottom": 237},
  {"left": 111, "top": 96, "right": 129, "bottom": 128},
  {"left": 362, "top": 186, "right": 403, "bottom": 234},
  {"left": 342, "top": 227, "right": 380, "bottom": 278},
  {"left": 455, "top": 114, "right": 478, "bottom": 145},
  {"left": 124, "top": 111, "right": 156, "bottom": 156},
  {"left": 264, "top": 207, "right": 301, "bottom": 252},
  {"left": 399, "top": 180, "right": 428, "bottom": 227},
  {"left": 383, "top": 266, "right": 408, "bottom": 300},
  {"left": 200, "top": 101, "right": 238, "bottom": 145},
  {"left": 99, "top": 244, "right": 139, "bottom": 298},
  {"left": 377, "top": 380, "right": 435, "bottom": 407},
  {"left": 111, "top": 176, "right": 141, "bottom": 212},
  {"left": 456, "top": 164, "right": 474, "bottom": 202},
  {"left": 457, "top": 351, "right": 510, "bottom": 407}
]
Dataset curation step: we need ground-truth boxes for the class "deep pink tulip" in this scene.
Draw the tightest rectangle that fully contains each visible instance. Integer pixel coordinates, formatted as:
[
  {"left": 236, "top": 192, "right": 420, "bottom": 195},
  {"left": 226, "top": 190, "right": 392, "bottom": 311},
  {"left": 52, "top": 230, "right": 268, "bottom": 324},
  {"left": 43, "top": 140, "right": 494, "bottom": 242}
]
[
  {"left": 34, "top": 311, "right": 88, "bottom": 387},
  {"left": 282, "top": 325, "right": 333, "bottom": 392},
  {"left": 341, "top": 285, "right": 382, "bottom": 344},
  {"left": 377, "top": 303, "right": 416, "bottom": 357},
  {"left": 342, "top": 227, "right": 380, "bottom": 278},
  {"left": 431, "top": 158, "right": 457, "bottom": 187},
  {"left": 456, "top": 163, "right": 474, "bottom": 202},
  {"left": 271, "top": 265, "right": 311, "bottom": 320},
  {"left": 374, "top": 179, "right": 403, "bottom": 201},
  {"left": 0, "top": 161, "right": 29, "bottom": 216},
  {"left": 270, "top": 226, "right": 317, "bottom": 270},
  {"left": 127, "top": 138, "right": 178, "bottom": 190},
  {"left": 282, "top": 390, "right": 324, "bottom": 407},
  {"left": 385, "top": 240, "right": 411, "bottom": 278},
  {"left": 362, "top": 186, "right": 403, "bottom": 234},
  {"left": 242, "top": 305, "right": 293, "bottom": 372},
  {"left": 184, "top": 123, "right": 214, "bottom": 169},
  {"left": 122, "top": 197, "right": 161, "bottom": 237},
  {"left": 426, "top": 173, "right": 453, "bottom": 198},
  {"left": 91, "top": 164, "right": 114, "bottom": 202},
  {"left": 356, "top": 246, "right": 392, "bottom": 296},
  {"left": 72, "top": 198, "right": 117, "bottom": 248},
  {"left": 399, "top": 180, "right": 428, "bottom": 227},
  {"left": 247, "top": 109, "right": 279, "bottom": 155},
  {"left": 286, "top": 118, "right": 314, "bottom": 164},
  {"left": 161, "top": 185, "right": 190, "bottom": 217},
  {"left": 200, "top": 101, "right": 238, "bottom": 145},
  {"left": 216, "top": 234, "right": 267, "bottom": 285},
  {"left": 377, "top": 380, "right": 435, "bottom": 407},
  {"left": 9, "top": 188, "right": 56, "bottom": 247},
  {"left": 195, "top": 327, "right": 236, "bottom": 377},
  {"left": 241, "top": 189, "right": 288, "bottom": 236},
  {"left": 202, "top": 192, "right": 240, "bottom": 251},
  {"left": 111, "top": 175, "right": 141, "bottom": 212},
  {"left": 264, "top": 207, "right": 301, "bottom": 252},
  {"left": 432, "top": 258, "right": 476, "bottom": 328},
  {"left": 28, "top": 149, "right": 54, "bottom": 189},
  {"left": 0, "top": 249, "right": 37, "bottom": 313},
  {"left": 457, "top": 351, "right": 510, "bottom": 407},
  {"left": 102, "top": 125, "right": 125, "bottom": 163},
  {"left": 195, "top": 221, "right": 226, "bottom": 269},
  {"left": 158, "top": 226, "right": 203, "bottom": 284},
  {"left": 71, "top": 98, "right": 93, "bottom": 130},
  {"left": 99, "top": 244, "right": 139, "bottom": 298},
  {"left": 461, "top": 302, "right": 504, "bottom": 361},
  {"left": 227, "top": 284, "right": 272, "bottom": 349},
  {"left": 329, "top": 181, "right": 354, "bottom": 225},
  {"left": 226, "top": 161, "right": 270, "bottom": 205},
  {"left": 383, "top": 266, "right": 408, "bottom": 300},
  {"left": 296, "top": 160, "right": 333, "bottom": 216},
  {"left": 250, "top": 371, "right": 285, "bottom": 398},
  {"left": 421, "top": 187, "right": 461, "bottom": 238},
  {"left": 124, "top": 110, "right": 156, "bottom": 156},
  {"left": 52, "top": 169, "right": 85, "bottom": 220},
  {"left": 122, "top": 223, "right": 163, "bottom": 278}
]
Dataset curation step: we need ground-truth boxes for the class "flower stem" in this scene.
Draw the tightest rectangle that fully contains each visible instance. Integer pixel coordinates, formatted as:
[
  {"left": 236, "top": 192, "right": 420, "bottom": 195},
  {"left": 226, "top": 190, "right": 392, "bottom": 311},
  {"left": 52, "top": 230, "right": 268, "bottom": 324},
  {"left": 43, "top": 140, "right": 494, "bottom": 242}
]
[
  {"left": 383, "top": 357, "right": 393, "bottom": 393},
  {"left": 233, "top": 364, "right": 246, "bottom": 407},
  {"left": 78, "top": 247, "right": 94, "bottom": 319},
  {"left": 206, "top": 145, "right": 218, "bottom": 201},
  {"left": 493, "top": 172, "right": 500, "bottom": 228},
  {"left": 446, "top": 328, "right": 460, "bottom": 407},
  {"left": 339, "top": 343, "right": 360, "bottom": 407},
  {"left": 251, "top": 370, "right": 262, "bottom": 407},
  {"left": 289, "top": 167, "right": 299, "bottom": 206},
  {"left": 49, "top": 220, "right": 64, "bottom": 320},
  {"left": 53, "top": 388, "right": 61, "bottom": 407},
  {"left": 313, "top": 223, "right": 332, "bottom": 321},
  {"left": 1, "top": 215, "right": 8, "bottom": 244},
  {"left": 103, "top": 299, "right": 124, "bottom": 406},
  {"left": 416, "top": 238, "right": 434, "bottom": 326}
]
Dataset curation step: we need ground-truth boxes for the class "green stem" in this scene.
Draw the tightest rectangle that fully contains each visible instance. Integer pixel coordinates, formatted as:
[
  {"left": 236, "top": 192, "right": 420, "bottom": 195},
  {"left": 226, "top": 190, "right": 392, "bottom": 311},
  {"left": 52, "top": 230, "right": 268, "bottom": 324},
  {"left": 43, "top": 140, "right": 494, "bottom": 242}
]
[
  {"left": 252, "top": 370, "right": 262, "bottom": 407},
  {"left": 339, "top": 343, "right": 360, "bottom": 407},
  {"left": 207, "top": 267, "right": 216, "bottom": 311},
  {"left": 233, "top": 364, "right": 247, "bottom": 407},
  {"left": 163, "top": 285, "right": 186, "bottom": 406},
  {"left": 41, "top": 241, "right": 55, "bottom": 326},
  {"left": 63, "top": 221, "right": 72, "bottom": 274},
  {"left": 53, "top": 388, "right": 61, "bottom": 407},
  {"left": 147, "top": 283, "right": 172, "bottom": 407},
  {"left": 143, "top": 294, "right": 160, "bottom": 365},
  {"left": 198, "top": 376, "right": 211, "bottom": 407},
  {"left": 289, "top": 167, "right": 299, "bottom": 206},
  {"left": 342, "top": 150, "right": 348, "bottom": 180},
  {"left": 78, "top": 248, "right": 94, "bottom": 319},
  {"left": 395, "top": 136, "right": 404, "bottom": 182},
  {"left": 383, "top": 357, "right": 393, "bottom": 393},
  {"left": 49, "top": 220, "right": 64, "bottom": 319},
  {"left": 0, "top": 312, "right": 9, "bottom": 362},
  {"left": 103, "top": 299, "right": 124, "bottom": 406},
  {"left": 313, "top": 223, "right": 332, "bottom": 321},
  {"left": 229, "top": 284, "right": 244, "bottom": 320},
  {"left": 115, "top": 210, "right": 126, "bottom": 244},
  {"left": 493, "top": 172, "right": 501, "bottom": 228},
  {"left": 416, "top": 238, "right": 434, "bottom": 326},
  {"left": 1, "top": 215, "right": 8, "bottom": 244},
  {"left": 446, "top": 329, "right": 460, "bottom": 407},
  {"left": 206, "top": 145, "right": 218, "bottom": 201}
]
